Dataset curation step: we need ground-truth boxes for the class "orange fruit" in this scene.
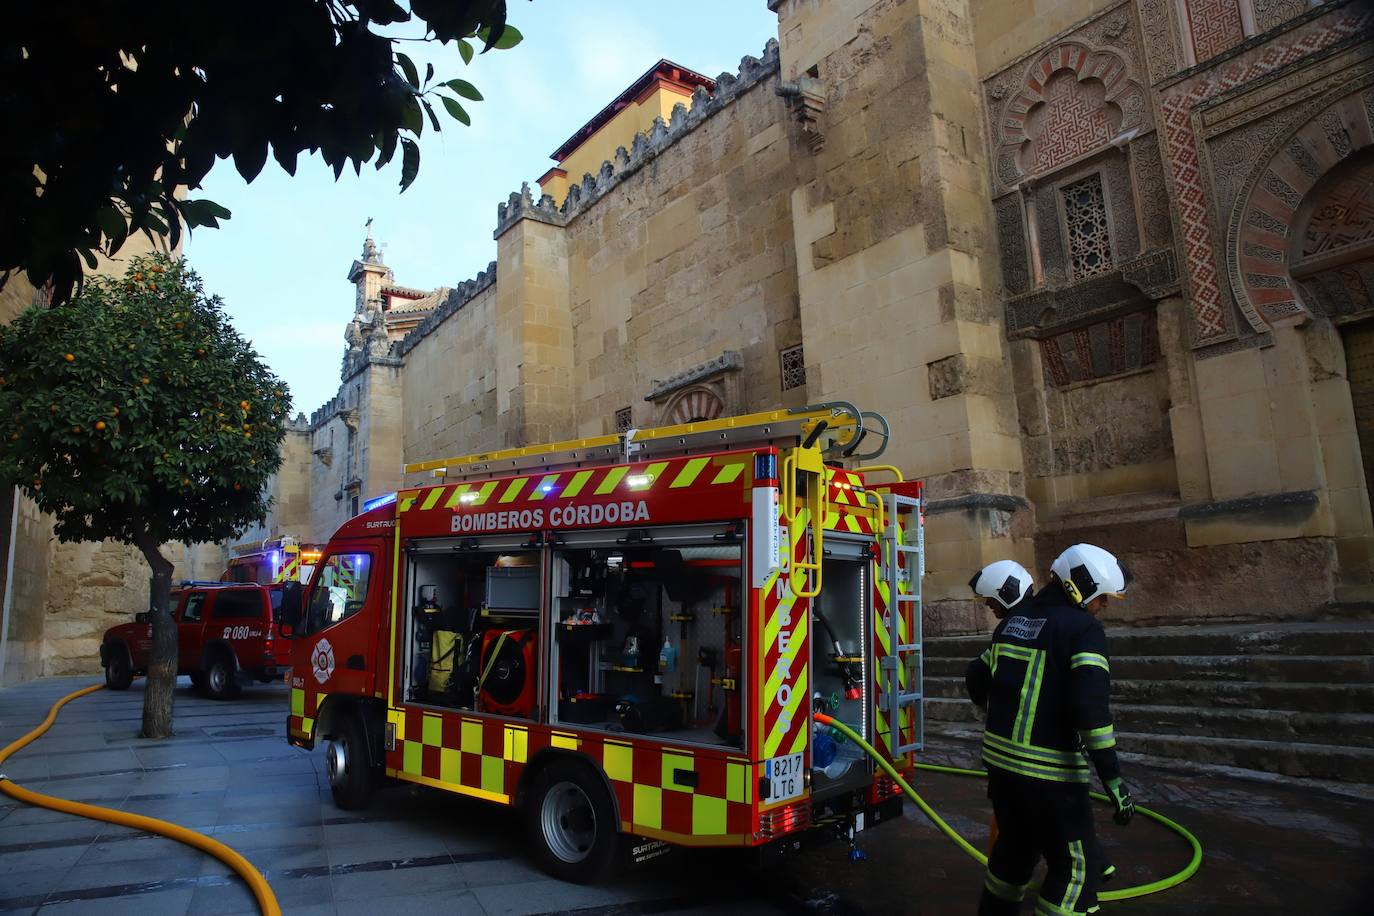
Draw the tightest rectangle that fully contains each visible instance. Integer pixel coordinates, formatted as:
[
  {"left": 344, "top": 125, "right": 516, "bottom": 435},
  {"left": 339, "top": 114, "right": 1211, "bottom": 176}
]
[
  {"left": 95, "top": 420, "right": 106, "bottom": 431},
  {"left": 64, "top": 353, "right": 75, "bottom": 362},
  {"left": 240, "top": 400, "right": 250, "bottom": 411},
  {"left": 141, "top": 377, "right": 151, "bottom": 385},
  {"left": 111, "top": 407, "right": 119, "bottom": 416},
  {"left": 149, "top": 281, "right": 157, "bottom": 291},
  {"left": 71, "top": 425, "right": 81, "bottom": 433}
]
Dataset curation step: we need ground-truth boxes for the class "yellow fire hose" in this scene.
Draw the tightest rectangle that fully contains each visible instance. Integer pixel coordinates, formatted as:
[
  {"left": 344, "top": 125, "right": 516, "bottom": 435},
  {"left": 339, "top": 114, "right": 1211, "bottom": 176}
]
[
  {"left": 814, "top": 713, "right": 1203, "bottom": 903},
  {"left": 0, "top": 683, "right": 281, "bottom": 916}
]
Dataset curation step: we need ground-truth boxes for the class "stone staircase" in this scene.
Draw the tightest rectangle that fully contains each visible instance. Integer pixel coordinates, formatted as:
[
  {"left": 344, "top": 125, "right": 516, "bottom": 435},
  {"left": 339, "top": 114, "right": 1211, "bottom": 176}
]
[{"left": 921, "top": 622, "right": 1374, "bottom": 783}]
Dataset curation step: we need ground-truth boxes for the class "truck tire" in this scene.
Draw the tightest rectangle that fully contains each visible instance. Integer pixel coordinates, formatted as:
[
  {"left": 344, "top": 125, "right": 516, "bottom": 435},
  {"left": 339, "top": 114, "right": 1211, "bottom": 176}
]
[
  {"left": 526, "top": 760, "right": 618, "bottom": 884},
  {"left": 104, "top": 645, "right": 133, "bottom": 691},
  {"left": 204, "top": 652, "right": 241, "bottom": 700},
  {"left": 326, "top": 713, "right": 375, "bottom": 811}
]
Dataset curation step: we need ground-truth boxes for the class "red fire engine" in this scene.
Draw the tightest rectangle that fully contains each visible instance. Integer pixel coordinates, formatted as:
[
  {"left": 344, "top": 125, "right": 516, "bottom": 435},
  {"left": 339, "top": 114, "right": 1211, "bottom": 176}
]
[
  {"left": 283, "top": 404, "right": 924, "bottom": 881},
  {"left": 223, "top": 536, "right": 322, "bottom": 585}
]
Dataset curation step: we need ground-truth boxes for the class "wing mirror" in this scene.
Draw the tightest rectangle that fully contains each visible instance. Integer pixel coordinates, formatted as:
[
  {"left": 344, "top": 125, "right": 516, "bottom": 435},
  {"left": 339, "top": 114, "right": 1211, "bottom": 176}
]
[{"left": 277, "top": 582, "right": 303, "bottom": 638}]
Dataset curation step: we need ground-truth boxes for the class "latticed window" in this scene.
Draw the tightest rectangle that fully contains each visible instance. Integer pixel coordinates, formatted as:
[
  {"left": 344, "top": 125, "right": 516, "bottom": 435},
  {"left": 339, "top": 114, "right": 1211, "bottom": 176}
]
[
  {"left": 1062, "top": 174, "right": 1112, "bottom": 280},
  {"left": 780, "top": 345, "right": 806, "bottom": 391},
  {"left": 614, "top": 407, "right": 633, "bottom": 432}
]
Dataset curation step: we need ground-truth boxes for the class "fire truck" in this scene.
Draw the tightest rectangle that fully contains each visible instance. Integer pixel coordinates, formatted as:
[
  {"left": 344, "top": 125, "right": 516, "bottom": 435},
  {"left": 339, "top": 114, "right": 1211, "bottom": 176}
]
[
  {"left": 282, "top": 404, "right": 924, "bottom": 881},
  {"left": 223, "top": 536, "right": 321, "bottom": 585}
]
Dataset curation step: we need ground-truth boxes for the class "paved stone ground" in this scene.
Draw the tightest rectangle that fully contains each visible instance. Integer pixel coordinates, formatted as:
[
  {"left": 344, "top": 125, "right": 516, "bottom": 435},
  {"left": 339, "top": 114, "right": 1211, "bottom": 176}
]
[{"left": 1, "top": 677, "right": 1370, "bottom": 915}]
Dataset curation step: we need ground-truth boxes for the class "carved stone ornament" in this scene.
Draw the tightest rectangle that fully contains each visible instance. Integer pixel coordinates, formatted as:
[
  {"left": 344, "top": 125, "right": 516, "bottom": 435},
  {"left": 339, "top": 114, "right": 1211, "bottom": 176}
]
[
  {"left": 1227, "top": 78, "right": 1374, "bottom": 329},
  {"left": 983, "top": 5, "right": 1149, "bottom": 195}
]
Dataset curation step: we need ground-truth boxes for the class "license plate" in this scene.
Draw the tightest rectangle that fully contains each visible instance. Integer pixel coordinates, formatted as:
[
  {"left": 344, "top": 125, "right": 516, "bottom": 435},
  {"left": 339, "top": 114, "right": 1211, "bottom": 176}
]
[{"left": 765, "top": 752, "right": 804, "bottom": 802}]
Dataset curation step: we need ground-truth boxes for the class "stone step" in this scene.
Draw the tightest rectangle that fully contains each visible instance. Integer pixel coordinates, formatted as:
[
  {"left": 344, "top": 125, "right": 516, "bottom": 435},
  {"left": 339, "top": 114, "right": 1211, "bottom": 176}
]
[
  {"left": 922, "top": 675, "right": 1374, "bottom": 714},
  {"left": 923, "top": 654, "right": 1374, "bottom": 684},
  {"left": 923, "top": 621, "right": 1374, "bottom": 659},
  {"left": 1117, "top": 732, "right": 1374, "bottom": 782},
  {"left": 1115, "top": 705, "right": 1374, "bottom": 749},
  {"left": 923, "top": 697, "right": 1374, "bottom": 749},
  {"left": 922, "top": 720, "right": 1374, "bottom": 783}
]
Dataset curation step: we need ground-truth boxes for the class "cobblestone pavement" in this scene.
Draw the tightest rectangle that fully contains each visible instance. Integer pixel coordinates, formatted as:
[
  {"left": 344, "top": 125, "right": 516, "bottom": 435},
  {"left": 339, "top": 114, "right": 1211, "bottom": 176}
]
[{"left": 1, "top": 677, "right": 1370, "bottom": 915}]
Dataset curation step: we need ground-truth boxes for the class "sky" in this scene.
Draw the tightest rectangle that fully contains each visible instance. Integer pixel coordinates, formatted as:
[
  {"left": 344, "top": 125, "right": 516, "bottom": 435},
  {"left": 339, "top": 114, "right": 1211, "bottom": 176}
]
[{"left": 188, "top": 1, "right": 780, "bottom": 418}]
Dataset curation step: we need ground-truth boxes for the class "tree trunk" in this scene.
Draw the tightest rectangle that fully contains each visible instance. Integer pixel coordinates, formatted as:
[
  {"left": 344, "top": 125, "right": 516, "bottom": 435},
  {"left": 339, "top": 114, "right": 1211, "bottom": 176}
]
[{"left": 135, "top": 534, "right": 177, "bottom": 738}]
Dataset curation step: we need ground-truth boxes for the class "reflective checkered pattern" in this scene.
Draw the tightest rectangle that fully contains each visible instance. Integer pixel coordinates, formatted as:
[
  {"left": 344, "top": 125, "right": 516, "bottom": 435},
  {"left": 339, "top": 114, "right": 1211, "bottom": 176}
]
[{"left": 385, "top": 708, "right": 756, "bottom": 843}]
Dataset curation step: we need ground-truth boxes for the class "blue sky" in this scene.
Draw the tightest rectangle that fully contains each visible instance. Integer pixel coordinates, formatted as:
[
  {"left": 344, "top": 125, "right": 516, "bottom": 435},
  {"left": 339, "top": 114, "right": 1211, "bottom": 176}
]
[{"left": 188, "top": 2, "right": 780, "bottom": 418}]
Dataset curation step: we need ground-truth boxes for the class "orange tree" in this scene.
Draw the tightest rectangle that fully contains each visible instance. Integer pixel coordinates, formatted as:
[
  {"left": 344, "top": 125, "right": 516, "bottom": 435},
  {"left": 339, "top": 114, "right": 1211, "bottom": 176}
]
[{"left": 0, "top": 254, "right": 289, "bottom": 737}]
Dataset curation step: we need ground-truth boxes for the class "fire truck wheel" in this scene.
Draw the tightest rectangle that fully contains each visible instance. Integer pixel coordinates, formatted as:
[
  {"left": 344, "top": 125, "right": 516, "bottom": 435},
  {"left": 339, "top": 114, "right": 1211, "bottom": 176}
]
[
  {"left": 326, "top": 714, "right": 375, "bottom": 810},
  {"left": 104, "top": 647, "right": 132, "bottom": 691},
  {"left": 205, "top": 654, "right": 241, "bottom": 700},
  {"left": 528, "top": 761, "right": 617, "bottom": 883}
]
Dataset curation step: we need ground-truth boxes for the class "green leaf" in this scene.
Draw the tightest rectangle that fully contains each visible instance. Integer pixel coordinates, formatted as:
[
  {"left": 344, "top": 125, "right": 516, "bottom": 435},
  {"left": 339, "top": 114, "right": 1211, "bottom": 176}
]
[
  {"left": 440, "top": 95, "right": 471, "bottom": 126},
  {"left": 445, "top": 78, "right": 482, "bottom": 101},
  {"left": 96, "top": 207, "right": 126, "bottom": 241},
  {"left": 400, "top": 95, "right": 423, "bottom": 136},
  {"left": 458, "top": 39, "right": 474, "bottom": 65},
  {"left": 399, "top": 137, "right": 420, "bottom": 191},
  {"left": 477, "top": 24, "right": 522, "bottom": 51},
  {"left": 396, "top": 52, "right": 419, "bottom": 89},
  {"left": 424, "top": 62, "right": 434, "bottom": 86},
  {"left": 422, "top": 99, "right": 441, "bottom": 133}
]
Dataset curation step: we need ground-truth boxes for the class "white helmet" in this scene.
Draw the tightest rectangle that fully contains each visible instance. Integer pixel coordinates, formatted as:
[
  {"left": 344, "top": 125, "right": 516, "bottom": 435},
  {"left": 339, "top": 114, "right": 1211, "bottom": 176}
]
[
  {"left": 968, "top": 560, "right": 1034, "bottom": 611},
  {"left": 1051, "top": 544, "right": 1130, "bottom": 607}
]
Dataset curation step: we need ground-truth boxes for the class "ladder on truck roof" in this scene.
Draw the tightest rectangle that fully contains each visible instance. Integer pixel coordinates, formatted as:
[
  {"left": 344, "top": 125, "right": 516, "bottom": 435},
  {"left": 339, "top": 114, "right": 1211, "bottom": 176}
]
[{"left": 403, "top": 402, "right": 892, "bottom": 484}]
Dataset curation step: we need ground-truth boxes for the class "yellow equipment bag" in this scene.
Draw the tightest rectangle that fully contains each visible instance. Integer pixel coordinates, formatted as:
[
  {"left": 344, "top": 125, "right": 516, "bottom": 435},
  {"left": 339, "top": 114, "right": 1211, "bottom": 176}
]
[{"left": 429, "top": 630, "right": 462, "bottom": 693}]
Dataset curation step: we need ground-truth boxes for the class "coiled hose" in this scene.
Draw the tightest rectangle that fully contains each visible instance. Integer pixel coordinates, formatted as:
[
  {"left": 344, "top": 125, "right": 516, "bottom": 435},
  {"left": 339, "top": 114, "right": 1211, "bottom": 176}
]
[
  {"left": 0, "top": 683, "right": 281, "bottom": 916},
  {"left": 814, "top": 713, "right": 1203, "bottom": 902}
]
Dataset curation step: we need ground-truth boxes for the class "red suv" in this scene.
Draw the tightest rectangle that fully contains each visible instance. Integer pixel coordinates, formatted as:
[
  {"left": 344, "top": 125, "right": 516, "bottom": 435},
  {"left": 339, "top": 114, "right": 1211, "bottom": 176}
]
[{"left": 100, "top": 582, "right": 289, "bottom": 699}]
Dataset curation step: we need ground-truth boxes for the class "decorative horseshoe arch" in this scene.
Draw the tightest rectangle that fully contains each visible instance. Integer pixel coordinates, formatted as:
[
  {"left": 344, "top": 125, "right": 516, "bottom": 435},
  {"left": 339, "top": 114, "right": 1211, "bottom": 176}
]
[
  {"left": 664, "top": 387, "right": 725, "bottom": 425},
  {"left": 993, "top": 41, "right": 1147, "bottom": 184},
  {"left": 1228, "top": 81, "right": 1374, "bottom": 329}
]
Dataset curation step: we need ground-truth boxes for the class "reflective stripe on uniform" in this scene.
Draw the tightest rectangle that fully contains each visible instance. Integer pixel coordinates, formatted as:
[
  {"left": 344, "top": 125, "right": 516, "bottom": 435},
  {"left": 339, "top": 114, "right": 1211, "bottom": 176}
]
[
  {"left": 984, "top": 731, "right": 1087, "bottom": 767},
  {"left": 1070, "top": 652, "right": 1109, "bottom": 672},
  {"left": 981, "top": 745, "right": 1090, "bottom": 784},
  {"left": 1063, "top": 839, "right": 1086, "bottom": 912},
  {"left": 1034, "top": 897, "right": 1081, "bottom": 916},
  {"left": 984, "top": 870, "right": 1028, "bottom": 902},
  {"left": 1078, "top": 724, "right": 1116, "bottom": 751},
  {"left": 1013, "top": 649, "right": 1046, "bottom": 743}
]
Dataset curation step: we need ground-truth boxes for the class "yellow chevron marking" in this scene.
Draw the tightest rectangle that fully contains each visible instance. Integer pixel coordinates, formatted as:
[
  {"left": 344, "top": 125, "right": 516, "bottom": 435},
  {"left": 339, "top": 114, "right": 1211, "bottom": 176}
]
[
  {"left": 845, "top": 515, "right": 862, "bottom": 533},
  {"left": 595, "top": 466, "right": 629, "bottom": 495},
  {"left": 671, "top": 457, "right": 711, "bottom": 489},
  {"left": 472, "top": 480, "right": 500, "bottom": 506},
  {"left": 643, "top": 461, "right": 670, "bottom": 487},
  {"left": 711, "top": 461, "right": 746, "bottom": 485},
  {"left": 420, "top": 487, "right": 446, "bottom": 511},
  {"left": 529, "top": 475, "right": 560, "bottom": 500},
  {"left": 399, "top": 495, "right": 417, "bottom": 514},
  {"left": 443, "top": 483, "right": 473, "bottom": 509},
  {"left": 499, "top": 477, "right": 528, "bottom": 504},
  {"left": 562, "top": 470, "right": 594, "bottom": 498},
  {"left": 763, "top": 610, "right": 808, "bottom": 701},
  {"left": 766, "top": 667, "right": 808, "bottom": 758}
]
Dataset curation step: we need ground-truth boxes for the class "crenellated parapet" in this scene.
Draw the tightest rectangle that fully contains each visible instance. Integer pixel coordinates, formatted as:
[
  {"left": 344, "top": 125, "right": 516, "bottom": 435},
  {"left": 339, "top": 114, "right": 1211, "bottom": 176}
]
[
  {"left": 494, "top": 39, "right": 780, "bottom": 239},
  {"left": 396, "top": 260, "right": 498, "bottom": 357}
]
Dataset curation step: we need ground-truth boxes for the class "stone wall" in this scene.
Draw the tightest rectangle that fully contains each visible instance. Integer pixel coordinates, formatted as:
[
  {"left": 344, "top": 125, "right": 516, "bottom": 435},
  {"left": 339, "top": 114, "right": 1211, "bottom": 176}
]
[
  {"left": 560, "top": 54, "right": 801, "bottom": 436},
  {"left": 399, "top": 272, "right": 500, "bottom": 475}
]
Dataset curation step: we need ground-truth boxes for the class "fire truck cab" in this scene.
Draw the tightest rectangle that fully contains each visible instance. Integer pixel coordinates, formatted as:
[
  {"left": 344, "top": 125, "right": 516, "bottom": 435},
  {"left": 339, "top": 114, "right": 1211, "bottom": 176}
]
[
  {"left": 283, "top": 404, "right": 924, "bottom": 881},
  {"left": 223, "top": 536, "right": 321, "bottom": 585}
]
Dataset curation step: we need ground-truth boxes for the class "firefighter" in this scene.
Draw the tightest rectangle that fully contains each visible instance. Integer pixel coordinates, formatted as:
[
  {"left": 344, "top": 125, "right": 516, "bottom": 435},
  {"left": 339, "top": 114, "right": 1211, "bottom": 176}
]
[
  {"left": 967, "top": 559, "right": 1035, "bottom": 621},
  {"left": 966, "top": 544, "right": 1136, "bottom": 916}
]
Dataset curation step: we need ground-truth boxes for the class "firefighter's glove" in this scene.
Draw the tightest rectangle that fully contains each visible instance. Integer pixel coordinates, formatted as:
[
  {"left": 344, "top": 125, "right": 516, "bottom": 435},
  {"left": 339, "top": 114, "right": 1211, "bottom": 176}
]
[{"left": 1104, "top": 778, "right": 1135, "bottom": 826}]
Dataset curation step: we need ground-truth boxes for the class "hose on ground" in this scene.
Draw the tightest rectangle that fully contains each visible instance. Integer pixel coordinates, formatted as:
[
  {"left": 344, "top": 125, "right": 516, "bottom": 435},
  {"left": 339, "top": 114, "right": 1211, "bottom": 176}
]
[
  {"left": 0, "top": 682, "right": 281, "bottom": 916},
  {"left": 813, "top": 712, "right": 1204, "bottom": 903}
]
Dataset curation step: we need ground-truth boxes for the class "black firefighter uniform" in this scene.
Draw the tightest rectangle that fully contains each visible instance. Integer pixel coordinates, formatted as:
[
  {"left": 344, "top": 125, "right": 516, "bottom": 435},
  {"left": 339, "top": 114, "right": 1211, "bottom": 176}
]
[{"left": 965, "top": 583, "right": 1121, "bottom": 916}]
